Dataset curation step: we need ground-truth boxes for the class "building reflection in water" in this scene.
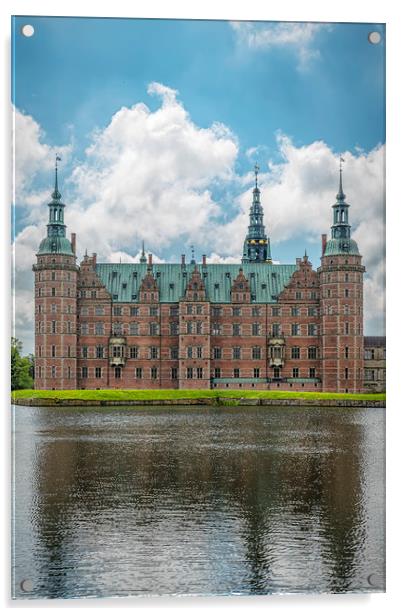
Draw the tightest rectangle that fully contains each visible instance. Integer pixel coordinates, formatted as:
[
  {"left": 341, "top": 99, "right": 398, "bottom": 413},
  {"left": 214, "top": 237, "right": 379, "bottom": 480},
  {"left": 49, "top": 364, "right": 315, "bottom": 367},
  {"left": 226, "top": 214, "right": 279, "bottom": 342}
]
[{"left": 12, "top": 405, "right": 385, "bottom": 598}]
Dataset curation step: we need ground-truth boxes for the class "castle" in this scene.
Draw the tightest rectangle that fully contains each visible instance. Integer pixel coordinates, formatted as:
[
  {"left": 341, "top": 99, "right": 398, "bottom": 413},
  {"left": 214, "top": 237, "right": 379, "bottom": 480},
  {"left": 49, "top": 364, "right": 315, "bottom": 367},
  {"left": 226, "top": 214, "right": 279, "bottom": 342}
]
[{"left": 33, "top": 160, "right": 365, "bottom": 392}]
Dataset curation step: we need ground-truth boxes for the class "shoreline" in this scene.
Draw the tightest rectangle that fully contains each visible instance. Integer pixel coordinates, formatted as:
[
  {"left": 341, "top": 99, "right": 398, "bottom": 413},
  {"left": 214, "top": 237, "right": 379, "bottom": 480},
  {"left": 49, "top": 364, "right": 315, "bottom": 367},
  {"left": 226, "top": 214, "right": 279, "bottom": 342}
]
[{"left": 13, "top": 397, "right": 385, "bottom": 408}]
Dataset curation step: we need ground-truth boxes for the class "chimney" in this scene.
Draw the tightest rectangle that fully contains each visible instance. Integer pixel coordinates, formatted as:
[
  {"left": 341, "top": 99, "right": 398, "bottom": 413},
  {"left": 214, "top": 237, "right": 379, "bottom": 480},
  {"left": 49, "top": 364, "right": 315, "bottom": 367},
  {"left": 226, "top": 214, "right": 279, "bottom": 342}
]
[
  {"left": 321, "top": 234, "right": 327, "bottom": 256},
  {"left": 181, "top": 254, "right": 186, "bottom": 266},
  {"left": 202, "top": 254, "right": 206, "bottom": 266},
  {"left": 71, "top": 233, "right": 76, "bottom": 255},
  {"left": 92, "top": 253, "right": 97, "bottom": 267},
  {"left": 148, "top": 253, "right": 153, "bottom": 266}
]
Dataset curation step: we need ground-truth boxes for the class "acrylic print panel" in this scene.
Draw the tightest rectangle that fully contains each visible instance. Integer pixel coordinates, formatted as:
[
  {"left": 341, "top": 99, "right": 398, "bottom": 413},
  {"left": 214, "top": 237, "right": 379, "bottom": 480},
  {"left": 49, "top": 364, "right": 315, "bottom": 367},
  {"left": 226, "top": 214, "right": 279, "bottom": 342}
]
[{"left": 11, "top": 16, "right": 386, "bottom": 599}]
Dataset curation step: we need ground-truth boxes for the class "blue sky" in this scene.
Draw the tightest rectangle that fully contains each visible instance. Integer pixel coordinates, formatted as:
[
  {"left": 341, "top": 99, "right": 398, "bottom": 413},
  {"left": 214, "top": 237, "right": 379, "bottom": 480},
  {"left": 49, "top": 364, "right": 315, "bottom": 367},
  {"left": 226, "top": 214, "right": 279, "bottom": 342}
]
[{"left": 11, "top": 17, "right": 385, "bottom": 350}]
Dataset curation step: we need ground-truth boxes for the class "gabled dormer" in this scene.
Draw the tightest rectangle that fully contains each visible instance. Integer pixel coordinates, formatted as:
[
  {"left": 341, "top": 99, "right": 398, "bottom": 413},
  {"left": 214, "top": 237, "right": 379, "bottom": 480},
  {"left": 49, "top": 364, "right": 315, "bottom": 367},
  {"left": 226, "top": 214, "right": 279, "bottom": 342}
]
[
  {"left": 184, "top": 266, "right": 206, "bottom": 301},
  {"left": 139, "top": 254, "right": 159, "bottom": 303},
  {"left": 231, "top": 268, "right": 251, "bottom": 303}
]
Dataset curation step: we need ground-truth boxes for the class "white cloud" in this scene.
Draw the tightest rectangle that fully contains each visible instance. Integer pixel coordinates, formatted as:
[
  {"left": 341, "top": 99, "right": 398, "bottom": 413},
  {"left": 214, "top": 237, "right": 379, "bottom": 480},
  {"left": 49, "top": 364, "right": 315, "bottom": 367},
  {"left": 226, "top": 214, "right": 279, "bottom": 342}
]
[
  {"left": 12, "top": 86, "right": 385, "bottom": 352},
  {"left": 13, "top": 107, "right": 72, "bottom": 211},
  {"left": 230, "top": 21, "right": 330, "bottom": 70}
]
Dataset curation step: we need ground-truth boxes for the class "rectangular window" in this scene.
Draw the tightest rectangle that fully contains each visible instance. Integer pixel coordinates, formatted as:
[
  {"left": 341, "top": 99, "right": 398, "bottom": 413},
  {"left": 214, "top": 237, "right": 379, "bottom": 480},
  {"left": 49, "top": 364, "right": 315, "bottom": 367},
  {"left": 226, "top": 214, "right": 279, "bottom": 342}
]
[
  {"left": 344, "top": 322, "right": 349, "bottom": 335},
  {"left": 291, "top": 323, "right": 300, "bottom": 336},
  {"left": 196, "top": 305, "right": 203, "bottom": 315},
  {"left": 272, "top": 323, "right": 280, "bottom": 337},
  {"left": 150, "top": 322, "right": 159, "bottom": 335},
  {"left": 196, "top": 321, "right": 202, "bottom": 334},
  {"left": 171, "top": 367, "right": 178, "bottom": 380},
  {"left": 308, "top": 323, "right": 317, "bottom": 336},
  {"left": 309, "top": 367, "right": 316, "bottom": 378},
  {"left": 187, "top": 322, "right": 193, "bottom": 334},
  {"left": 232, "top": 307, "right": 241, "bottom": 316},
  {"left": 252, "top": 307, "right": 260, "bottom": 316},
  {"left": 51, "top": 304, "right": 57, "bottom": 313},
  {"left": 52, "top": 287, "right": 56, "bottom": 296},
  {"left": 170, "top": 347, "right": 178, "bottom": 359},
  {"left": 170, "top": 322, "right": 178, "bottom": 335},
  {"left": 273, "top": 367, "right": 281, "bottom": 379},
  {"left": 187, "top": 304, "right": 193, "bottom": 315},
  {"left": 310, "top": 291, "right": 317, "bottom": 300},
  {"left": 130, "top": 306, "right": 139, "bottom": 316},
  {"left": 196, "top": 346, "right": 202, "bottom": 359},
  {"left": 291, "top": 307, "right": 299, "bottom": 316},
  {"left": 291, "top": 346, "right": 300, "bottom": 359},
  {"left": 91, "top": 290, "right": 97, "bottom": 299},
  {"left": 308, "top": 306, "right": 317, "bottom": 316},
  {"left": 212, "top": 323, "right": 221, "bottom": 335},
  {"left": 253, "top": 367, "right": 260, "bottom": 378},
  {"left": 113, "top": 306, "right": 122, "bottom": 316},
  {"left": 212, "top": 307, "right": 222, "bottom": 317},
  {"left": 345, "top": 367, "right": 349, "bottom": 379},
  {"left": 51, "top": 366, "right": 56, "bottom": 378},
  {"left": 252, "top": 323, "right": 260, "bottom": 336},
  {"left": 151, "top": 367, "right": 158, "bottom": 379},
  {"left": 187, "top": 346, "right": 193, "bottom": 359},
  {"left": 233, "top": 323, "right": 241, "bottom": 336},
  {"left": 114, "top": 367, "right": 121, "bottom": 379},
  {"left": 196, "top": 367, "right": 203, "bottom": 379},
  {"left": 113, "top": 322, "right": 122, "bottom": 335},
  {"left": 187, "top": 367, "right": 193, "bottom": 379},
  {"left": 214, "top": 367, "right": 221, "bottom": 378},
  {"left": 96, "top": 345, "right": 104, "bottom": 358},
  {"left": 129, "top": 322, "right": 139, "bottom": 335},
  {"left": 252, "top": 346, "right": 261, "bottom": 360},
  {"left": 292, "top": 368, "right": 299, "bottom": 378},
  {"left": 345, "top": 346, "right": 349, "bottom": 359},
  {"left": 52, "top": 320, "right": 57, "bottom": 334},
  {"left": 95, "top": 323, "right": 104, "bottom": 335},
  {"left": 345, "top": 288, "right": 349, "bottom": 298},
  {"left": 82, "top": 347, "right": 88, "bottom": 358},
  {"left": 233, "top": 347, "right": 241, "bottom": 359},
  {"left": 308, "top": 347, "right": 318, "bottom": 359},
  {"left": 213, "top": 347, "right": 221, "bottom": 359},
  {"left": 113, "top": 346, "right": 123, "bottom": 358},
  {"left": 95, "top": 367, "right": 102, "bottom": 378},
  {"left": 150, "top": 306, "right": 158, "bottom": 316},
  {"left": 130, "top": 346, "right": 138, "bottom": 359},
  {"left": 272, "top": 306, "right": 280, "bottom": 316},
  {"left": 95, "top": 306, "right": 105, "bottom": 316},
  {"left": 82, "top": 366, "right": 88, "bottom": 378},
  {"left": 150, "top": 347, "right": 158, "bottom": 359},
  {"left": 136, "top": 367, "right": 142, "bottom": 379},
  {"left": 169, "top": 306, "right": 179, "bottom": 316},
  {"left": 234, "top": 368, "right": 240, "bottom": 378},
  {"left": 51, "top": 345, "right": 56, "bottom": 357},
  {"left": 295, "top": 291, "right": 302, "bottom": 300}
]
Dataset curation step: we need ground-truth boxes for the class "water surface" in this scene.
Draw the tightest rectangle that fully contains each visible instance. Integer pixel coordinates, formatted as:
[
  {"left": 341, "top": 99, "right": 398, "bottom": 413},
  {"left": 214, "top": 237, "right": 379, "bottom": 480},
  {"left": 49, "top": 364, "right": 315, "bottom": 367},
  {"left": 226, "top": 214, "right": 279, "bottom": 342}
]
[{"left": 12, "top": 405, "right": 385, "bottom": 598}]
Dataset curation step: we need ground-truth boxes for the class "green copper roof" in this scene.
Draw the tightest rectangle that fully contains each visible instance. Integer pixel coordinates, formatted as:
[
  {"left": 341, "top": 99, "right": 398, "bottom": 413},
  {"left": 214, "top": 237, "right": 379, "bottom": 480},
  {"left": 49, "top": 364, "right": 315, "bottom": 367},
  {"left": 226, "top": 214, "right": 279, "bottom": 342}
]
[
  {"left": 37, "top": 236, "right": 74, "bottom": 256},
  {"left": 324, "top": 238, "right": 360, "bottom": 257},
  {"left": 95, "top": 262, "right": 298, "bottom": 303}
]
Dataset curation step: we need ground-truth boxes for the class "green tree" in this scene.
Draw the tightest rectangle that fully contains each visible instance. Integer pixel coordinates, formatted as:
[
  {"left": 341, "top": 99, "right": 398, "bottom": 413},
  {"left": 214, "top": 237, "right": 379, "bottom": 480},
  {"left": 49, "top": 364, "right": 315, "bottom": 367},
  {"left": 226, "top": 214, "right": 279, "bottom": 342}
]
[{"left": 11, "top": 338, "right": 34, "bottom": 390}]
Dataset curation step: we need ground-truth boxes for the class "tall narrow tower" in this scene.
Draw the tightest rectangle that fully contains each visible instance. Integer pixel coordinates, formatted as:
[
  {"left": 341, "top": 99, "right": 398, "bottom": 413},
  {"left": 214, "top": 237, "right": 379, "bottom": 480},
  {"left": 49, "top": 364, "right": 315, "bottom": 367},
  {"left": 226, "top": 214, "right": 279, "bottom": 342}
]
[
  {"left": 32, "top": 157, "right": 78, "bottom": 389},
  {"left": 318, "top": 158, "right": 365, "bottom": 393},
  {"left": 242, "top": 164, "right": 272, "bottom": 263}
]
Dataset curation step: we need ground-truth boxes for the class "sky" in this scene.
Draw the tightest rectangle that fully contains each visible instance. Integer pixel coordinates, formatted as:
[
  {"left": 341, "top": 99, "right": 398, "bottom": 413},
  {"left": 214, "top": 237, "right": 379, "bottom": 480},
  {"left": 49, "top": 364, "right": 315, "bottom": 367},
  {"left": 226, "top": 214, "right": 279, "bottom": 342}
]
[{"left": 11, "top": 16, "right": 386, "bottom": 353}]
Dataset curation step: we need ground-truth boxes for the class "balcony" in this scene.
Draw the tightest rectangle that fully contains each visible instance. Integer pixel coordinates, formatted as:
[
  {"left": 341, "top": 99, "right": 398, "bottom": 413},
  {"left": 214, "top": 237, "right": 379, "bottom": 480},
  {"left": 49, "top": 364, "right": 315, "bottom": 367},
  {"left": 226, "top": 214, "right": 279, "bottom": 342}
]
[{"left": 109, "top": 336, "right": 126, "bottom": 367}]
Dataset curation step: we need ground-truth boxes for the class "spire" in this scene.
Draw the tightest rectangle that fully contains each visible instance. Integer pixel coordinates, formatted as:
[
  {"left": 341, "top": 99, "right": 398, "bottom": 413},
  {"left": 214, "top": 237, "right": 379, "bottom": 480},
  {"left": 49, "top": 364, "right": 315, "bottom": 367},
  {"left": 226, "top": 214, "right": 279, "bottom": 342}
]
[
  {"left": 336, "top": 155, "right": 346, "bottom": 202},
  {"left": 190, "top": 245, "right": 196, "bottom": 264},
  {"left": 52, "top": 155, "right": 62, "bottom": 201},
  {"left": 242, "top": 164, "right": 272, "bottom": 263},
  {"left": 140, "top": 240, "right": 147, "bottom": 263},
  {"left": 254, "top": 162, "right": 259, "bottom": 189}
]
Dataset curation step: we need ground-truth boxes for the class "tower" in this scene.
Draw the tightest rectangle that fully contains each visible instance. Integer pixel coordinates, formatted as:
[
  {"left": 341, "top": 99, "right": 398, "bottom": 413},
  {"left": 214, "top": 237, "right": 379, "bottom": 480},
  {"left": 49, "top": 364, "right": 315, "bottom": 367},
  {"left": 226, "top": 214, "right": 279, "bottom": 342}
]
[
  {"left": 242, "top": 164, "right": 272, "bottom": 263},
  {"left": 318, "top": 158, "right": 365, "bottom": 393},
  {"left": 32, "top": 157, "right": 78, "bottom": 389}
]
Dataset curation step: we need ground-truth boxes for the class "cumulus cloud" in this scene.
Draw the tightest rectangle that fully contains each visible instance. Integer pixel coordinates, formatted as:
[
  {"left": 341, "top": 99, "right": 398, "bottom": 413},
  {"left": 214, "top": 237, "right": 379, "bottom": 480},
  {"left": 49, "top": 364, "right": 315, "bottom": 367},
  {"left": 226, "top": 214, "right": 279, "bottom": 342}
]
[
  {"left": 12, "top": 84, "right": 385, "bottom": 351},
  {"left": 230, "top": 21, "right": 330, "bottom": 70}
]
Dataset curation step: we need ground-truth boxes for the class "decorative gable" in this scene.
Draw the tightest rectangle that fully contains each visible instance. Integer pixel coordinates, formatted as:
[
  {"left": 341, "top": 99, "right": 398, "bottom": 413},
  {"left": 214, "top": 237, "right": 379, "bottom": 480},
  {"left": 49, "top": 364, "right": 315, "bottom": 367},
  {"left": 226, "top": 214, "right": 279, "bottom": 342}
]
[
  {"left": 231, "top": 268, "right": 251, "bottom": 303},
  {"left": 184, "top": 266, "right": 206, "bottom": 301},
  {"left": 278, "top": 254, "right": 319, "bottom": 302},
  {"left": 139, "top": 268, "right": 159, "bottom": 303}
]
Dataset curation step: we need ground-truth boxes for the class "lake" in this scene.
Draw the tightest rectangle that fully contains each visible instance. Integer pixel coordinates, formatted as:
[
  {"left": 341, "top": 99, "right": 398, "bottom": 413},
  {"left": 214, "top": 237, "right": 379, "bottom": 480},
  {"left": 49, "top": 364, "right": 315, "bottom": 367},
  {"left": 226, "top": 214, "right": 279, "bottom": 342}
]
[{"left": 11, "top": 404, "right": 385, "bottom": 598}]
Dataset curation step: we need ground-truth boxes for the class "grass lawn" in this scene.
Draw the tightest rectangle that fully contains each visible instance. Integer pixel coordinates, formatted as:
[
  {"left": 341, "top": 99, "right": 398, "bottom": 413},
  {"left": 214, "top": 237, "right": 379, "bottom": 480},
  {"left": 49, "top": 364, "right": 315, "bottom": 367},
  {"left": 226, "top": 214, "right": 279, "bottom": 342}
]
[{"left": 12, "top": 389, "right": 386, "bottom": 402}]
